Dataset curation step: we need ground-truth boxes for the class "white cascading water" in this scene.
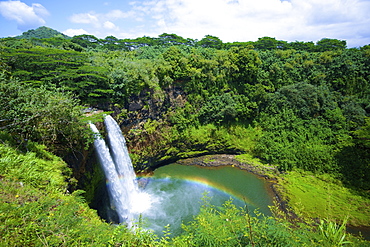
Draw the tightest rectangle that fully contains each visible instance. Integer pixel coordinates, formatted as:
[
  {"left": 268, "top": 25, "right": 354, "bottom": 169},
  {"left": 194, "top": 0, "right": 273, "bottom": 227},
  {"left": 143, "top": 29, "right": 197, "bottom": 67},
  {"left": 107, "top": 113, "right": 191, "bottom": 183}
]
[
  {"left": 90, "top": 116, "right": 152, "bottom": 227},
  {"left": 104, "top": 115, "right": 137, "bottom": 189},
  {"left": 89, "top": 123, "right": 130, "bottom": 223}
]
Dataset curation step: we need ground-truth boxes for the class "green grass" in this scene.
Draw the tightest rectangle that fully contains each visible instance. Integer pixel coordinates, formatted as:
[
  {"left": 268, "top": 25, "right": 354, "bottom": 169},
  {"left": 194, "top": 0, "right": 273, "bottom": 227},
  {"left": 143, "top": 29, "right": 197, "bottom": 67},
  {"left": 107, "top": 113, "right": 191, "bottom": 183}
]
[
  {"left": 234, "top": 153, "right": 370, "bottom": 227},
  {"left": 0, "top": 143, "right": 70, "bottom": 192},
  {"left": 278, "top": 170, "right": 370, "bottom": 226}
]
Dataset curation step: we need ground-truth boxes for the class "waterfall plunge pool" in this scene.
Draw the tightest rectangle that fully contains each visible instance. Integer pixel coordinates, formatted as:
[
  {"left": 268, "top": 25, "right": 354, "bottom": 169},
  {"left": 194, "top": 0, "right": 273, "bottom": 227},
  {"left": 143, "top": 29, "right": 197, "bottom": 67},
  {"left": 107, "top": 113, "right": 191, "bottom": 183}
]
[
  {"left": 96, "top": 162, "right": 274, "bottom": 236},
  {"left": 135, "top": 163, "right": 274, "bottom": 236}
]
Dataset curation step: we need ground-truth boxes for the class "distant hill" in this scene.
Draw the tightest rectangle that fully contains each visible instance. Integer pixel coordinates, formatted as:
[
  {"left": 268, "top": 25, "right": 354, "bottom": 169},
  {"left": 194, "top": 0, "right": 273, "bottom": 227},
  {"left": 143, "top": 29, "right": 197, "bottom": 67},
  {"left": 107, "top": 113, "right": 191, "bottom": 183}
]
[{"left": 16, "top": 26, "right": 70, "bottom": 39}]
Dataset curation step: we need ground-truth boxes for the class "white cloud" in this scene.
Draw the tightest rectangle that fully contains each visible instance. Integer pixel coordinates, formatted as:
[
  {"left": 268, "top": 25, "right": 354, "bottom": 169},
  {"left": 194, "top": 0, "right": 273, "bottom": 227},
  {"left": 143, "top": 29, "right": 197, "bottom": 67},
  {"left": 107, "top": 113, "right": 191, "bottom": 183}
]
[
  {"left": 69, "top": 12, "right": 100, "bottom": 27},
  {"left": 0, "top": 0, "right": 49, "bottom": 31},
  {"left": 65, "top": 0, "right": 370, "bottom": 47},
  {"left": 127, "top": 0, "right": 274, "bottom": 44},
  {"left": 107, "top": 9, "right": 136, "bottom": 19},
  {"left": 69, "top": 9, "right": 136, "bottom": 27},
  {"left": 63, "top": 28, "right": 90, "bottom": 37},
  {"left": 128, "top": 0, "right": 370, "bottom": 47},
  {"left": 68, "top": 8, "right": 137, "bottom": 37},
  {"left": 103, "top": 21, "right": 117, "bottom": 30}
]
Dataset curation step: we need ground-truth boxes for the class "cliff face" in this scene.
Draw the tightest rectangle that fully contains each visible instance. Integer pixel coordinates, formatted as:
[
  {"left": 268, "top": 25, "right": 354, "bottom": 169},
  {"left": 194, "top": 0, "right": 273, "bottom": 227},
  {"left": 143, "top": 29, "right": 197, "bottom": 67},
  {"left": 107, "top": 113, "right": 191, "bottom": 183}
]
[
  {"left": 107, "top": 85, "right": 188, "bottom": 168},
  {"left": 120, "top": 85, "right": 186, "bottom": 131}
]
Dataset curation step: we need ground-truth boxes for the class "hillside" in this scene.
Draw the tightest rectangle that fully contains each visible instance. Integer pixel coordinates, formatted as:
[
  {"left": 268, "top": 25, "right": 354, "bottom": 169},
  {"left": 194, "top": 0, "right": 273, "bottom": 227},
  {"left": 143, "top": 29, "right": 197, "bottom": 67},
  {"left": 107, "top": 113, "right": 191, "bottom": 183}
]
[{"left": 15, "top": 26, "right": 70, "bottom": 39}]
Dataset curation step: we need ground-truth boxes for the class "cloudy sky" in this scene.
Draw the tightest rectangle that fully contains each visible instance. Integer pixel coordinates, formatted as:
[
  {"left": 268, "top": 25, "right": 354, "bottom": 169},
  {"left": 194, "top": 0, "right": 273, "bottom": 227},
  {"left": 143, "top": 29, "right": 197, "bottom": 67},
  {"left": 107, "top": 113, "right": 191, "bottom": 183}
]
[{"left": 0, "top": 0, "right": 369, "bottom": 47}]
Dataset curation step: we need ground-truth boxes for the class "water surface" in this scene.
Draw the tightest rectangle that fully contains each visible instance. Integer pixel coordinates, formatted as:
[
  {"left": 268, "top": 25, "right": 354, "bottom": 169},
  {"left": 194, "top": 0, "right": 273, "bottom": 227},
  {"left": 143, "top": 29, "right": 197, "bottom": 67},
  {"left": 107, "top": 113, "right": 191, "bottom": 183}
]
[{"left": 136, "top": 164, "right": 273, "bottom": 235}]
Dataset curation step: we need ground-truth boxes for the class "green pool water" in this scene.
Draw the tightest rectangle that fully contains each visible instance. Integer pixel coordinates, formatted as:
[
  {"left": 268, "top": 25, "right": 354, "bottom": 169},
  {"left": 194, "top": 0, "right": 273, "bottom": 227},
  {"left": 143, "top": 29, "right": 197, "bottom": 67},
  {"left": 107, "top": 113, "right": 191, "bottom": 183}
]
[{"left": 136, "top": 164, "right": 274, "bottom": 235}]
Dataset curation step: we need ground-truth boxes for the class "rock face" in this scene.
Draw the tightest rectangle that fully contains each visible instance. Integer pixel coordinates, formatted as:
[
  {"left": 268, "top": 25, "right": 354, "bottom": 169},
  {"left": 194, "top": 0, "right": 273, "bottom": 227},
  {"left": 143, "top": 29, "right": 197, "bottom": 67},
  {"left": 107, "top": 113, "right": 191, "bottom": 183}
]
[{"left": 120, "top": 85, "right": 186, "bottom": 131}]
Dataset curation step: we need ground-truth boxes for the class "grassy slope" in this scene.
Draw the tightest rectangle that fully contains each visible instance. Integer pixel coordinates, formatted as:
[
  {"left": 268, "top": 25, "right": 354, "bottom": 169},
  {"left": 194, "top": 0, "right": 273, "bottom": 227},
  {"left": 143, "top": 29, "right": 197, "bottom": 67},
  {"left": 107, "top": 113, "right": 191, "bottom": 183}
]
[
  {"left": 235, "top": 154, "right": 370, "bottom": 227},
  {"left": 0, "top": 142, "right": 157, "bottom": 246},
  {"left": 277, "top": 170, "right": 370, "bottom": 226}
]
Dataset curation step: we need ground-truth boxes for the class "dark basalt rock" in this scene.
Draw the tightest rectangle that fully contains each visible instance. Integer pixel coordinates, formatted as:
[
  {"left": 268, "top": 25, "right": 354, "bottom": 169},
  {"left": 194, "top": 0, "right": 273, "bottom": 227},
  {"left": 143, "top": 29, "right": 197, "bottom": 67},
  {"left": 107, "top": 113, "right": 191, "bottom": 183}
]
[{"left": 128, "top": 102, "right": 143, "bottom": 111}]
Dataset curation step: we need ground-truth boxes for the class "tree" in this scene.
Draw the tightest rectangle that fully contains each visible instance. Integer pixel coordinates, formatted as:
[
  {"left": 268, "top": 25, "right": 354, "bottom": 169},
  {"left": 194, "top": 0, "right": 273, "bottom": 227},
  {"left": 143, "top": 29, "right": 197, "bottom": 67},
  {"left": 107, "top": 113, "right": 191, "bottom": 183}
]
[
  {"left": 254, "top": 37, "right": 280, "bottom": 50},
  {"left": 71, "top": 34, "right": 101, "bottom": 49},
  {"left": 162, "top": 46, "right": 189, "bottom": 81},
  {"left": 101, "top": 35, "right": 121, "bottom": 51},
  {"left": 199, "top": 93, "right": 252, "bottom": 124},
  {"left": 272, "top": 83, "right": 334, "bottom": 119},
  {"left": 61, "top": 41, "right": 84, "bottom": 52},
  {"left": 316, "top": 38, "right": 347, "bottom": 51},
  {"left": 337, "top": 117, "right": 370, "bottom": 189},
  {"left": 158, "top": 33, "right": 191, "bottom": 46},
  {"left": 224, "top": 41, "right": 255, "bottom": 49},
  {"left": 289, "top": 41, "right": 315, "bottom": 51},
  {"left": 353, "top": 117, "right": 370, "bottom": 148},
  {"left": 227, "top": 47, "right": 262, "bottom": 91},
  {"left": 198, "top": 35, "right": 223, "bottom": 49},
  {"left": 121, "top": 36, "right": 158, "bottom": 50}
]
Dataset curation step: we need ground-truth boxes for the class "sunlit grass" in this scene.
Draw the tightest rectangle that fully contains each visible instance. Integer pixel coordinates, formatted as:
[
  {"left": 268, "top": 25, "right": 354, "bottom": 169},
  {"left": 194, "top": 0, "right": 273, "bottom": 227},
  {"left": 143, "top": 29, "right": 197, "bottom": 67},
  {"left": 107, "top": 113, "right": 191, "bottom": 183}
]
[{"left": 278, "top": 170, "right": 370, "bottom": 226}]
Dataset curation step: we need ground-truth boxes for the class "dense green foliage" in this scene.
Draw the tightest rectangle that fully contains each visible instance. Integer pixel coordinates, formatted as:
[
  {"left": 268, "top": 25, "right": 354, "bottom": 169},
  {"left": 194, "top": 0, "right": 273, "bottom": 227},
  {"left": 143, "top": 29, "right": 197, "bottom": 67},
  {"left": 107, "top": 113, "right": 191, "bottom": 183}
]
[
  {"left": 0, "top": 73, "right": 90, "bottom": 155},
  {"left": 0, "top": 46, "right": 111, "bottom": 104},
  {"left": 2, "top": 34, "right": 369, "bottom": 163},
  {"left": 1, "top": 27, "right": 369, "bottom": 245},
  {"left": 1, "top": 27, "right": 369, "bottom": 188}
]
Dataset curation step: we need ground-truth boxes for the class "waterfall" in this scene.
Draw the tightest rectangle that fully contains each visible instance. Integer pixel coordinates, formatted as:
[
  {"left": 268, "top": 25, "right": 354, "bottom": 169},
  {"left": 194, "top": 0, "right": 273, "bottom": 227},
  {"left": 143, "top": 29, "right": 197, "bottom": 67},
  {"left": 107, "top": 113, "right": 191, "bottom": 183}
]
[
  {"left": 89, "top": 123, "right": 131, "bottom": 224},
  {"left": 90, "top": 116, "right": 151, "bottom": 227},
  {"left": 104, "top": 115, "right": 138, "bottom": 192}
]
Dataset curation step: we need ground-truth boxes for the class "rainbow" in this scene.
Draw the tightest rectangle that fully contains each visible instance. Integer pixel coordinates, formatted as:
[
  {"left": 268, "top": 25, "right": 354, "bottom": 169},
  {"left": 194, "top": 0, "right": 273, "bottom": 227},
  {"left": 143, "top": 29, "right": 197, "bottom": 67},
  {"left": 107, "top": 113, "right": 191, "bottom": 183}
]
[{"left": 136, "top": 174, "right": 256, "bottom": 207}]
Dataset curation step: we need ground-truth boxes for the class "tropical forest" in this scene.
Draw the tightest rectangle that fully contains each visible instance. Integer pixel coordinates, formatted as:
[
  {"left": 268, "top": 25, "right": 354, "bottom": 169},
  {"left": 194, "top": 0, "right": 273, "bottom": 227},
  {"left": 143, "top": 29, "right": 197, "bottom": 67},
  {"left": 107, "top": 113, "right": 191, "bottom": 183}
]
[{"left": 0, "top": 26, "right": 370, "bottom": 246}]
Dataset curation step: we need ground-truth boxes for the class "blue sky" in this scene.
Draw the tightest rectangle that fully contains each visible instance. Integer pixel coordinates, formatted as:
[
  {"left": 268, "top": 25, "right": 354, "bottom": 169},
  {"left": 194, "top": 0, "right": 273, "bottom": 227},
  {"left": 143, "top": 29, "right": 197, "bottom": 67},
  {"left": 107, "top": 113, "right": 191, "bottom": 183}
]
[{"left": 1, "top": 0, "right": 370, "bottom": 47}]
